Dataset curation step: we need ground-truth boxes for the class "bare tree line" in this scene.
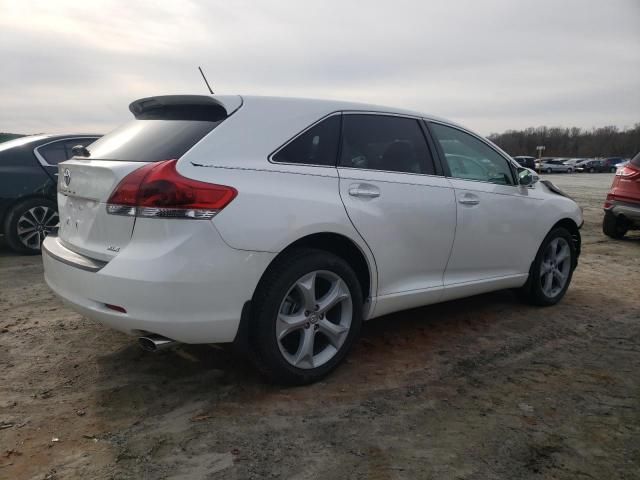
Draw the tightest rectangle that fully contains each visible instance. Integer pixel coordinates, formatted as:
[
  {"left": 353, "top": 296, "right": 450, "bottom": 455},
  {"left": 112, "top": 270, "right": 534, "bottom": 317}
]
[{"left": 488, "top": 124, "right": 640, "bottom": 158}]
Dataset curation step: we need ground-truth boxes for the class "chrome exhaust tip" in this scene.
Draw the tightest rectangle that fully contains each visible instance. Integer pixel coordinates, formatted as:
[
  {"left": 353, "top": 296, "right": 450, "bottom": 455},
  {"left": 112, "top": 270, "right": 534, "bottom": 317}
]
[{"left": 138, "top": 334, "right": 176, "bottom": 352}]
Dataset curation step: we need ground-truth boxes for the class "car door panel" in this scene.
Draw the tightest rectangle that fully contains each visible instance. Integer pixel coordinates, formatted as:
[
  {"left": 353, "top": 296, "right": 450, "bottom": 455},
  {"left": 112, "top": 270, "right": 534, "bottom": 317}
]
[
  {"left": 428, "top": 121, "right": 544, "bottom": 288},
  {"left": 445, "top": 178, "right": 543, "bottom": 285},
  {"left": 336, "top": 114, "right": 457, "bottom": 312},
  {"left": 339, "top": 170, "right": 456, "bottom": 297}
]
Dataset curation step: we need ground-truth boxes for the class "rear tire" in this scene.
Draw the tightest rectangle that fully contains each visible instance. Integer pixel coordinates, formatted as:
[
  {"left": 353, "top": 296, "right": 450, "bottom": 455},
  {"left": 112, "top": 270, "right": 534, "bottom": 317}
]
[
  {"left": 589, "top": 167, "right": 595, "bottom": 173},
  {"left": 609, "top": 167, "right": 616, "bottom": 173},
  {"left": 602, "top": 211, "right": 627, "bottom": 239},
  {"left": 249, "top": 248, "right": 363, "bottom": 385},
  {"left": 546, "top": 168, "right": 552, "bottom": 173},
  {"left": 518, "top": 227, "right": 576, "bottom": 306},
  {"left": 4, "top": 198, "right": 58, "bottom": 255}
]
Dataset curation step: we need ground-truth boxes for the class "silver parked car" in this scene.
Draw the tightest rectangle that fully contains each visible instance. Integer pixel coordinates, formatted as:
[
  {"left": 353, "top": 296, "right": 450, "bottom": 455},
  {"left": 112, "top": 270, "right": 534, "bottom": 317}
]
[{"left": 540, "top": 159, "right": 573, "bottom": 173}]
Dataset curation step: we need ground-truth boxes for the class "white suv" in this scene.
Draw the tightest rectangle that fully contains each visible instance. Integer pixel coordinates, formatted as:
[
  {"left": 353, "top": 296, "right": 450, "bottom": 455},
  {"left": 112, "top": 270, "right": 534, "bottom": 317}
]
[{"left": 42, "top": 95, "right": 582, "bottom": 384}]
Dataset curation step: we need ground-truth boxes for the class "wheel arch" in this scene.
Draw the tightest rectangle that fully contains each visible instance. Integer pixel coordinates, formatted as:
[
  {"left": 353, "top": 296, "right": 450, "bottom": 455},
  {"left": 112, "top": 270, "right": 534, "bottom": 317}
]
[
  {"left": 259, "top": 232, "right": 375, "bottom": 305},
  {"left": 233, "top": 231, "right": 376, "bottom": 354},
  {"left": 551, "top": 217, "right": 581, "bottom": 267}
]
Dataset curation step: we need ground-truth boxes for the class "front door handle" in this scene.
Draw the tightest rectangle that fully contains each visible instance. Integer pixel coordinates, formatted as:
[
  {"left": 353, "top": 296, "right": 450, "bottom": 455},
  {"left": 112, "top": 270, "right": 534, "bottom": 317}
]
[
  {"left": 348, "top": 184, "right": 380, "bottom": 198},
  {"left": 458, "top": 193, "right": 480, "bottom": 205}
]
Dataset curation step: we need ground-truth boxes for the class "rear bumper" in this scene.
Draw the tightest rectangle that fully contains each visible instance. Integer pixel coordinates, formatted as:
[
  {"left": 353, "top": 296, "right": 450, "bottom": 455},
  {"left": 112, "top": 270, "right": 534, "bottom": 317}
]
[
  {"left": 606, "top": 200, "right": 640, "bottom": 224},
  {"left": 42, "top": 221, "right": 276, "bottom": 344}
]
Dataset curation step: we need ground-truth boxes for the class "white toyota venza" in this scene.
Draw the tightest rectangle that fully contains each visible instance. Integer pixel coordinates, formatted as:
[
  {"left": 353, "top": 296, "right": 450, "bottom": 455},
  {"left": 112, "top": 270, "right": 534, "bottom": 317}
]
[{"left": 43, "top": 95, "right": 582, "bottom": 384}]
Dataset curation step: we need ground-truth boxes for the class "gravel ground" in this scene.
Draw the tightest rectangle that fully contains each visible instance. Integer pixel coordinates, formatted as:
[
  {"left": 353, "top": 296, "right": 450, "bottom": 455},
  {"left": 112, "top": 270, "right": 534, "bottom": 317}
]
[{"left": 1, "top": 172, "right": 638, "bottom": 479}]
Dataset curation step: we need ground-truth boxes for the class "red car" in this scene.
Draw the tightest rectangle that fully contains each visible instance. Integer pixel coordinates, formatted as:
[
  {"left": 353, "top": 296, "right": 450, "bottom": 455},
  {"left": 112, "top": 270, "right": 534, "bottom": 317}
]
[{"left": 603, "top": 153, "right": 640, "bottom": 238}]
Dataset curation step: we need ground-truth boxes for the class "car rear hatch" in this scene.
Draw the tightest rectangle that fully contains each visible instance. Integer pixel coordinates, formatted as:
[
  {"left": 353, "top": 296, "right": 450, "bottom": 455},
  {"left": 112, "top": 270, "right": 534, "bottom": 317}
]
[{"left": 56, "top": 95, "right": 242, "bottom": 261}]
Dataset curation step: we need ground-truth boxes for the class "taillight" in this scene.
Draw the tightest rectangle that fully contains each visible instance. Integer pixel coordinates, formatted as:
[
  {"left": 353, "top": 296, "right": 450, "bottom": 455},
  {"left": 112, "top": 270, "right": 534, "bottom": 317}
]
[
  {"left": 604, "top": 193, "right": 614, "bottom": 209},
  {"left": 106, "top": 159, "right": 237, "bottom": 219},
  {"left": 616, "top": 165, "right": 640, "bottom": 178}
]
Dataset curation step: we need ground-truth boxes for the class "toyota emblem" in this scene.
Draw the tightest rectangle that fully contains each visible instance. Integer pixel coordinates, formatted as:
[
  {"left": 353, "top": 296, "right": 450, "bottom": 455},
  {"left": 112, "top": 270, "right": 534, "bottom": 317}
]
[{"left": 63, "top": 168, "right": 71, "bottom": 187}]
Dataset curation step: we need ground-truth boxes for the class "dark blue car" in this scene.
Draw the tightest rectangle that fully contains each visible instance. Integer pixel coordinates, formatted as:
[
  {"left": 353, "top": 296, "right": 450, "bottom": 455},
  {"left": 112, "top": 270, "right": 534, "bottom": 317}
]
[{"left": 0, "top": 134, "right": 100, "bottom": 254}]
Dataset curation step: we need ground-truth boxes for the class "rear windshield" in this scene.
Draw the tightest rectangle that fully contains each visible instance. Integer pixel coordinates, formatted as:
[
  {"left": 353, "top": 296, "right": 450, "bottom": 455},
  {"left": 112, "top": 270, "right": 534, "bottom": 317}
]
[
  {"left": 631, "top": 153, "right": 640, "bottom": 167},
  {"left": 86, "top": 119, "right": 222, "bottom": 162}
]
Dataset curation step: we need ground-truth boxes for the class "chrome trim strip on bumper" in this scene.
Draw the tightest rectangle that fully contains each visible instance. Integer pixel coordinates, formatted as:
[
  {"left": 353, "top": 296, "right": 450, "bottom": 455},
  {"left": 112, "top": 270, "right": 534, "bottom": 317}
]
[{"left": 42, "top": 235, "right": 108, "bottom": 273}]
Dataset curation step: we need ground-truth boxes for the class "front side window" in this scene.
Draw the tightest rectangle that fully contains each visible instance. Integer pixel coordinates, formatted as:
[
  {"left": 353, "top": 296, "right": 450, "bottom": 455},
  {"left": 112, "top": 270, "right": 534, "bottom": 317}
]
[
  {"left": 38, "top": 140, "right": 69, "bottom": 165},
  {"left": 272, "top": 115, "right": 340, "bottom": 166},
  {"left": 339, "top": 114, "right": 435, "bottom": 175},
  {"left": 430, "top": 123, "right": 514, "bottom": 185}
]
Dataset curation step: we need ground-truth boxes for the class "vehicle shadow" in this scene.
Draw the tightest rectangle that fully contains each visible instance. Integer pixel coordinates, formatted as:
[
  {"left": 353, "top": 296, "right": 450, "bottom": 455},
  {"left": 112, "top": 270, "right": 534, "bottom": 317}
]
[{"left": 91, "top": 288, "right": 530, "bottom": 421}]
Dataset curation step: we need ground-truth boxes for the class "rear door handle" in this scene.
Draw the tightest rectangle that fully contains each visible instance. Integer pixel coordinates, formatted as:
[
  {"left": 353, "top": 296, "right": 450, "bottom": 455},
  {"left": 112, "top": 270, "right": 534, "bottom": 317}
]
[
  {"left": 458, "top": 193, "right": 480, "bottom": 205},
  {"left": 348, "top": 183, "right": 380, "bottom": 198}
]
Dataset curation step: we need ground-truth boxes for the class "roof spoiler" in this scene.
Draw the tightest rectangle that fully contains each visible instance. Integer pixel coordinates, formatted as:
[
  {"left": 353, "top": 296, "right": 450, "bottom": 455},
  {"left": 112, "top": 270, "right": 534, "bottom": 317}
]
[{"left": 129, "top": 95, "right": 229, "bottom": 121}]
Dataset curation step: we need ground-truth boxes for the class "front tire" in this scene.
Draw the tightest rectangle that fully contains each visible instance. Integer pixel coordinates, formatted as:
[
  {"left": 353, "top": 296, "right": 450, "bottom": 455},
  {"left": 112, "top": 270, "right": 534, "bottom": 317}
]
[
  {"left": 4, "top": 198, "right": 58, "bottom": 254},
  {"left": 250, "top": 248, "right": 363, "bottom": 385},
  {"left": 546, "top": 168, "right": 552, "bottom": 174},
  {"left": 602, "top": 211, "right": 627, "bottom": 239},
  {"left": 519, "top": 227, "right": 576, "bottom": 306}
]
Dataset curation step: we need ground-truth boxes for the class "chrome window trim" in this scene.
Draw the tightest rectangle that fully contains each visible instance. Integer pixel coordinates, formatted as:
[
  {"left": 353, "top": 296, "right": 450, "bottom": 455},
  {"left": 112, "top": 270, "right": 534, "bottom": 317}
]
[
  {"left": 427, "top": 120, "right": 520, "bottom": 187},
  {"left": 341, "top": 110, "right": 426, "bottom": 120},
  {"left": 268, "top": 110, "right": 437, "bottom": 170},
  {"left": 33, "top": 136, "right": 99, "bottom": 167},
  {"left": 337, "top": 165, "right": 446, "bottom": 181}
]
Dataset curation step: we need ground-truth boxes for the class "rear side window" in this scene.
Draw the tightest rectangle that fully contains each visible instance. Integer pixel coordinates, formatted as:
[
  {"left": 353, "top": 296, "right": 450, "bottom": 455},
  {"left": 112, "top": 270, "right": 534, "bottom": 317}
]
[
  {"left": 87, "top": 120, "right": 222, "bottom": 162},
  {"left": 340, "top": 115, "right": 435, "bottom": 175},
  {"left": 38, "top": 140, "right": 69, "bottom": 165},
  {"left": 272, "top": 115, "right": 341, "bottom": 166}
]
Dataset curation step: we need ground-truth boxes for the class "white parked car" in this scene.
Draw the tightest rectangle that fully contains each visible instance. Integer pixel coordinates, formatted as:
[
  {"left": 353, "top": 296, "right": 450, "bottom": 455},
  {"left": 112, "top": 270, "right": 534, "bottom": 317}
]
[{"left": 42, "top": 95, "right": 583, "bottom": 384}]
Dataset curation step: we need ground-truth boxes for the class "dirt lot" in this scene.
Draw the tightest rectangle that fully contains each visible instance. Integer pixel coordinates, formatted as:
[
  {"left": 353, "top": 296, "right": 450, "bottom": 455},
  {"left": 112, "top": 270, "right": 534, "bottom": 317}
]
[{"left": 1, "top": 173, "right": 638, "bottom": 479}]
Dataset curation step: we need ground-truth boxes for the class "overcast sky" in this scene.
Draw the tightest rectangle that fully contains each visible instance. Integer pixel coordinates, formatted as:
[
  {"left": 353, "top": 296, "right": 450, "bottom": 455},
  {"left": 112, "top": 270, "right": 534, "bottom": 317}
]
[{"left": 1, "top": 0, "right": 638, "bottom": 136}]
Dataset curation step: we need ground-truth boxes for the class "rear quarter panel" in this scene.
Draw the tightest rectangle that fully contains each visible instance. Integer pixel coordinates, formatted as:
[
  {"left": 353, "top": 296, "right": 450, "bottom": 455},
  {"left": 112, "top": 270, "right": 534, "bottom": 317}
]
[
  {"left": 179, "top": 163, "right": 368, "bottom": 250},
  {"left": 177, "top": 161, "right": 378, "bottom": 295}
]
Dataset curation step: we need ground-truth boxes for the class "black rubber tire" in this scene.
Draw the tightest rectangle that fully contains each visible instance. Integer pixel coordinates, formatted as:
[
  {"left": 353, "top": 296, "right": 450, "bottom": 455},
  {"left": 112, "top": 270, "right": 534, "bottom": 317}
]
[
  {"left": 602, "top": 211, "right": 627, "bottom": 239},
  {"left": 589, "top": 167, "right": 595, "bottom": 173},
  {"left": 609, "top": 167, "right": 616, "bottom": 173},
  {"left": 546, "top": 168, "right": 552, "bottom": 174},
  {"left": 4, "top": 198, "right": 57, "bottom": 255},
  {"left": 249, "top": 248, "right": 363, "bottom": 385},
  {"left": 518, "top": 227, "right": 576, "bottom": 306}
]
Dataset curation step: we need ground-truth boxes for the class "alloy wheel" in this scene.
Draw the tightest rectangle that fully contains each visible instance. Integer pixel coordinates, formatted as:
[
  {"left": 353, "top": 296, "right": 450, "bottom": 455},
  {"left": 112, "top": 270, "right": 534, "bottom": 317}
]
[
  {"left": 16, "top": 206, "right": 58, "bottom": 250},
  {"left": 276, "top": 270, "right": 353, "bottom": 369},
  {"left": 540, "top": 237, "right": 571, "bottom": 298}
]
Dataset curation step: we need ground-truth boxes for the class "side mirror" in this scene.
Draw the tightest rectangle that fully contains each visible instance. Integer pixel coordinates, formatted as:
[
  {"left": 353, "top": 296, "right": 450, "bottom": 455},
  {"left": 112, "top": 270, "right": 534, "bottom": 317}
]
[
  {"left": 518, "top": 167, "right": 539, "bottom": 186},
  {"left": 71, "top": 144, "right": 90, "bottom": 158}
]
